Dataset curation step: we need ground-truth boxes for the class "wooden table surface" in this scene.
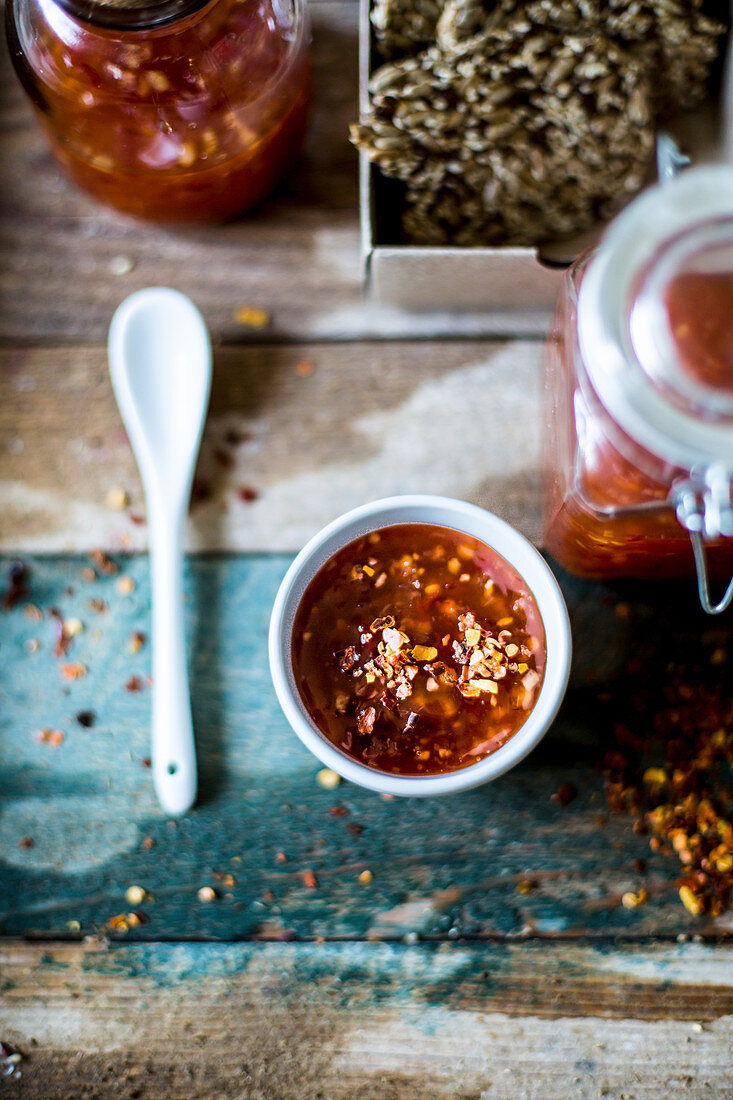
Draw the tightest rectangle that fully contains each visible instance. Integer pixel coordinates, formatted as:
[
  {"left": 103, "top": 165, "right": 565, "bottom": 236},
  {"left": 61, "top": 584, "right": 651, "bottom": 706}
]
[{"left": 1, "top": 5, "right": 733, "bottom": 1098}]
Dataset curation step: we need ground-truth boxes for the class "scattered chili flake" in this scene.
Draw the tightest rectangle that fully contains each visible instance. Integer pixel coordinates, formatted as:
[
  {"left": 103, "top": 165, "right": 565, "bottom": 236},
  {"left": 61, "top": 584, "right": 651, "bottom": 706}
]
[
  {"left": 61, "top": 662, "right": 87, "bottom": 680},
  {"left": 88, "top": 598, "right": 108, "bottom": 613},
  {"left": 0, "top": 1040, "right": 24, "bottom": 1080},
  {"left": 75, "top": 710, "right": 96, "bottom": 728},
  {"left": 141, "top": 756, "right": 151, "bottom": 768},
  {"left": 234, "top": 305, "right": 270, "bottom": 329},
  {"left": 191, "top": 477, "right": 212, "bottom": 504},
  {"left": 224, "top": 428, "right": 251, "bottom": 446},
  {"left": 633, "top": 858, "right": 648, "bottom": 874},
  {"left": 516, "top": 878, "right": 537, "bottom": 895},
  {"left": 125, "top": 676, "right": 143, "bottom": 693},
  {"left": 197, "top": 886, "right": 217, "bottom": 902},
  {"left": 237, "top": 485, "right": 259, "bottom": 503},
  {"left": 18, "top": 836, "right": 34, "bottom": 849},
  {"left": 3, "top": 561, "right": 28, "bottom": 610},
  {"left": 302, "top": 870, "right": 317, "bottom": 889},
  {"left": 358, "top": 869, "right": 373, "bottom": 885},
  {"left": 316, "top": 768, "right": 341, "bottom": 790},
  {"left": 116, "top": 576, "right": 135, "bottom": 596},
  {"left": 621, "top": 888, "right": 647, "bottom": 909},
  {"left": 129, "top": 513, "right": 145, "bottom": 526},
  {"left": 295, "top": 359, "right": 313, "bottom": 377},
  {"left": 552, "top": 781, "right": 578, "bottom": 807},
  {"left": 213, "top": 446, "right": 234, "bottom": 469},
  {"left": 106, "top": 487, "right": 129, "bottom": 510},
  {"left": 329, "top": 805, "right": 348, "bottom": 816},
  {"left": 347, "top": 822, "right": 364, "bottom": 837},
  {"left": 128, "top": 631, "right": 146, "bottom": 655},
  {"left": 263, "top": 888, "right": 274, "bottom": 902},
  {"left": 602, "top": 669, "right": 733, "bottom": 918},
  {"left": 90, "top": 550, "right": 118, "bottom": 575},
  {"left": 141, "top": 836, "right": 155, "bottom": 850},
  {"left": 81, "top": 567, "right": 96, "bottom": 582},
  {"left": 24, "top": 603, "right": 42, "bottom": 622},
  {"left": 35, "top": 728, "right": 65, "bottom": 746},
  {"left": 275, "top": 851, "right": 287, "bottom": 864}
]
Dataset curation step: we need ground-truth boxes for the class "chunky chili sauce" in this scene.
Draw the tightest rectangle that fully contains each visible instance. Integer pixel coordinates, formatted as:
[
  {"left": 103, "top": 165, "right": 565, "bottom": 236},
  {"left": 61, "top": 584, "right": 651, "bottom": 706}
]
[
  {"left": 543, "top": 261, "right": 733, "bottom": 580},
  {"left": 292, "top": 524, "right": 546, "bottom": 776},
  {"left": 15, "top": 0, "right": 310, "bottom": 221},
  {"left": 665, "top": 271, "right": 733, "bottom": 394}
]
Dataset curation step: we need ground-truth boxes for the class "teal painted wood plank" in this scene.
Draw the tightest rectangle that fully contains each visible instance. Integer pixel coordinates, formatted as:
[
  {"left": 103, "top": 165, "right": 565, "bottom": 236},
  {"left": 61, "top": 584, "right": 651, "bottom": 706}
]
[
  {"left": 2, "top": 940, "right": 733, "bottom": 1098},
  {"left": 0, "top": 554, "right": 730, "bottom": 940}
]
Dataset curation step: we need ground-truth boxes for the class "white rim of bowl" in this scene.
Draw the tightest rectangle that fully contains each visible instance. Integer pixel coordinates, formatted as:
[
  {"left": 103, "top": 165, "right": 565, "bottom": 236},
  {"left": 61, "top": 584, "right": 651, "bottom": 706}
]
[{"left": 268, "top": 495, "right": 572, "bottom": 796}]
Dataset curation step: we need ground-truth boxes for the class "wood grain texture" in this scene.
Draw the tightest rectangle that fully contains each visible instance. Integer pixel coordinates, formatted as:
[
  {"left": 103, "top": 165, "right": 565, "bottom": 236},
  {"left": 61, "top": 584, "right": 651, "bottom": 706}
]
[
  {"left": 0, "top": 2, "right": 549, "bottom": 344},
  {"left": 2, "top": 554, "right": 730, "bottom": 941},
  {"left": 0, "top": 341, "right": 545, "bottom": 552},
  {"left": 1, "top": 940, "right": 732, "bottom": 1099}
]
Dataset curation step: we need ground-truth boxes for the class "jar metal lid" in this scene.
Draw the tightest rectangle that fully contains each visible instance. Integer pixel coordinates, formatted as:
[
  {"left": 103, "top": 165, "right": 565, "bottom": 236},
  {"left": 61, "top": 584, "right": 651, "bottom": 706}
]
[
  {"left": 577, "top": 165, "right": 733, "bottom": 474},
  {"left": 56, "top": 0, "right": 211, "bottom": 30}
]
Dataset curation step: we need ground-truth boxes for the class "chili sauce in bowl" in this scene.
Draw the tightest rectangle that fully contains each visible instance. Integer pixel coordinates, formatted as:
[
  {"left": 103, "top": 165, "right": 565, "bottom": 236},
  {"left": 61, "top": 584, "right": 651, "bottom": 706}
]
[
  {"left": 269, "top": 495, "right": 570, "bottom": 797},
  {"left": 292, "top": 524, "right": 546, "bottom": 776}
]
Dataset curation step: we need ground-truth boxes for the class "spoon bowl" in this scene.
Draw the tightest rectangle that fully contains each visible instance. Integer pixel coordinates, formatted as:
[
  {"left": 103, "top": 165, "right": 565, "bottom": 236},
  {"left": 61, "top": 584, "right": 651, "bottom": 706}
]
[{"left": 109, "top": 287, "right": 212, "bottom": 816}]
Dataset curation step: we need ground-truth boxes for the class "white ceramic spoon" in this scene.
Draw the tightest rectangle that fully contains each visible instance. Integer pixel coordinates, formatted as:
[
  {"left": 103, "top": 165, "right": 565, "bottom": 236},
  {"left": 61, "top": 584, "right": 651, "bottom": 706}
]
[{"left": 108, "top": 288, "right": 212, "bottom": 816}]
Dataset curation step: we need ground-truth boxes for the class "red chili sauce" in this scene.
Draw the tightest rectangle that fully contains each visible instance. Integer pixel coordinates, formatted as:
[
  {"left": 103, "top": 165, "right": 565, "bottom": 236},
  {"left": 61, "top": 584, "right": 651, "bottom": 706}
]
[
  {"left": 665, "top": 271, "right": 733, "bottom": 394},
  {"left": 291, "top": 524, "right": 546, "bottom": 776}
]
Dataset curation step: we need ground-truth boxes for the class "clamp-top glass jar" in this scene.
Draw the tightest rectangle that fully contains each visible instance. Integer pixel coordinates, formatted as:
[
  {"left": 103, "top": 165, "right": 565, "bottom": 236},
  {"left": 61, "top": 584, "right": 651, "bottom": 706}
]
[
  {"left": 5, "top": 0, "right": 310, "bottom": 220},
  {"left": 544, "top": 165, "right": 733, "bottom": 613}
]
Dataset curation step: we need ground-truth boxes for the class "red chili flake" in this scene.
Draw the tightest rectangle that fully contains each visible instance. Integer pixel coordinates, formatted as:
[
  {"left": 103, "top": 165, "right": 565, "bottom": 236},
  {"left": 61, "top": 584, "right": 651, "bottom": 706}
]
[
  {"left": 49, "top": 608, "right": 72, "bottom": 658},
  {"left": 75, "top": 710, "right": 96, "bottom": 728},
  {"left": 141, "top": 836, "right": 155, "bottom": 850},
  {"left": 224, "top": 429, "right": 251, "bottom": 447},
  {"left": 129, "top": 513, "right": 146, "bottom": 526},
  {"left": 141, "top": 756, "right": 151, "bottom": 768},
  {"left": 18, "top": 836, "right": 34, "bottom": 849},
  {"left": 552, "top": 781, "right": 578, "bottom": 807},
  {"left": 237, "top": 485, "right": 259, "bottom": 503},
  {"left": 263, "top": 889, "right": 274, "bottom": 902},
  {"left": 633, "top": 858, "right": 648, "bottom": 874},
  {"left": 35, "top": 728, "right": 65, "bottom": 746},
  {"left": 295, "top": 359, "right": 313, "bottom": 377},
  {"left": 213, "top": 447, "right": 234, "bottom": 469},
  {"left": 190, "top": 477, "right": 212, "bottom": 505},
  {"left": 125, "top": 675, "right": 143, "bottom": 693},
  {"left": 329, "top": 805, "right": 348, "bottom": 817},
  {"left": 81, "top": 567, "right": 97, "bottom": 582},
  {"left": 90, "top": 550, "right": 118, "bottom": 576},
  {"left": 3, "top": 561, "right": 28, "bottom": 610},
  {"left": 88, "top": 598, "right": 108, "bottom": 613},
  {"left": 302, "top": 870, "right": 317, "bottom": 889},
  {"left": 347, "top": 822, "right": 364, "bottom": 837},
  {"left": 61, "top": 662, "right": 87, "bottom": 680},
  {"left": 601, "top": 668, "right": 733, "bottom": 917},
  {"left": 275, "top": 851, "right": 287, "bottom": 864}
]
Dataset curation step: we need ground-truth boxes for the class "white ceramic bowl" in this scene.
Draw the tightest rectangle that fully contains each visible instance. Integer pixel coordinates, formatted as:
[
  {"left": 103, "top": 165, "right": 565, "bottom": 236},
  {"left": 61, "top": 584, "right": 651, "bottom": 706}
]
[{"left": 269, "top": 495, "right": 571, "bottom": 796}]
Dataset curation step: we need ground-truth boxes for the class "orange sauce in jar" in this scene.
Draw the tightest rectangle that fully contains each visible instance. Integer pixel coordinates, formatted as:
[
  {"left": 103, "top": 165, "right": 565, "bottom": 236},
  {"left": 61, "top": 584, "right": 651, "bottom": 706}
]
[
  {"left": 292, "top": 524, "right": 546, "bottom": 777},
  {"left": 7, "top": 0, "right": 310, "bottom": 220}
]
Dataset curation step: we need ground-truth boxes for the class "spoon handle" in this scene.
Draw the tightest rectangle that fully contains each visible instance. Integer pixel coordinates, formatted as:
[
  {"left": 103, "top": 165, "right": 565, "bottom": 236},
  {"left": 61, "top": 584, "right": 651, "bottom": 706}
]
[{"left": 150, "top": 507, "right": 197, "bottom": 816}]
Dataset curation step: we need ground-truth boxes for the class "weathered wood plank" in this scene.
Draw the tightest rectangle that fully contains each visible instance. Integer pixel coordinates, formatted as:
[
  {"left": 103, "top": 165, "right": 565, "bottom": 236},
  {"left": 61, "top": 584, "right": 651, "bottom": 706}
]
[
  {"left": 0, "top": 4, "right": 550, "bottom": 344},
  {"left": 1, "top": 940, "right": 732, "bottom": 1098},
  {"left": 1, "top": 554, "right": 730, "bottom": 940},
  {"left": 0, "top": 341, "right": 544, "bottom": 552}
]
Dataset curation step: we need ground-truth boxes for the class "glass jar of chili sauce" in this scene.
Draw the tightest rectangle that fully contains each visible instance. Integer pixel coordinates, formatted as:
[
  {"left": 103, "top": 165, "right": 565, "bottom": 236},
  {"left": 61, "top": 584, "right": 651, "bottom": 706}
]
[
  {"left": 5, "top": 0, "right": 310, "bottom": 220},
  {"left": 544, "top": 165, "right": 733, "bottom": 614}
]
